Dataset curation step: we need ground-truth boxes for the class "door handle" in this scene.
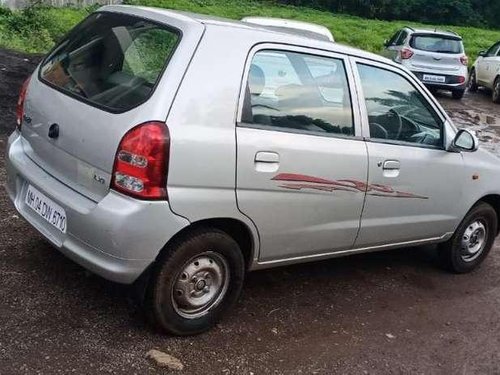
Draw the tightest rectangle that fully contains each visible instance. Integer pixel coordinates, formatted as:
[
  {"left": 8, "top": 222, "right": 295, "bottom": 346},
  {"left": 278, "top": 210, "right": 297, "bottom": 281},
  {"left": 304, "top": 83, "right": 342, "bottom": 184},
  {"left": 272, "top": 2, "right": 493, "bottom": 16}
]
[
  {"left": 255, "top": 152, "right": 280, "bottom": 173},
  {"left": 255, "top": 151, "right": 280, "bottom": 163},
  {"left": 382, "top": 160, "right": 400, "bottom": 170}
]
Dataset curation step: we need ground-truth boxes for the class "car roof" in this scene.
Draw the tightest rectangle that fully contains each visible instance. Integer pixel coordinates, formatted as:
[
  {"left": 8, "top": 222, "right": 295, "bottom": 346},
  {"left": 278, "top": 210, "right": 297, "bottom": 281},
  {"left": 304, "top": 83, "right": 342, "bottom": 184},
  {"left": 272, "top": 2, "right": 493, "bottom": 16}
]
[
  {"left": 404, "top": 26, "right": 461, "bottom": 39},
  {"left": 101, "top": 5, "right": 397, "bottom": 66}
]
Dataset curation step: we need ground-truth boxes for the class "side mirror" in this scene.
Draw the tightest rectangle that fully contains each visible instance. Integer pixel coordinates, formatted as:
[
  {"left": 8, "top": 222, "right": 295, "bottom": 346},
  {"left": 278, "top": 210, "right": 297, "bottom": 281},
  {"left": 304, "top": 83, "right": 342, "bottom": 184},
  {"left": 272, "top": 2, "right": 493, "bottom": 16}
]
[
  {"left": 384, "top": 39, "right": 390, "bottom": 47},
  {"left": 451, "top": 129, "right": 479, "bottom": 152},
  {"left": 478, "top": 50, "right": 487, "bottom": 57}
]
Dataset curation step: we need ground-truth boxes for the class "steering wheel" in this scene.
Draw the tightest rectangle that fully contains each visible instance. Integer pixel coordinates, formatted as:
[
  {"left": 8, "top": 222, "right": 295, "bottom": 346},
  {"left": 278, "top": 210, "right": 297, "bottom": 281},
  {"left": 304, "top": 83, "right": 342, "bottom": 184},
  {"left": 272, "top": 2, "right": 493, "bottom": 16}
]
[
  {"left": 251, "top": 104, "right": 280, "bottom": 112},
  {"left": 370, "top": 122, "right": 389, "bottom": 139},
  {"left": 389, "top": 108, "right": 403, "bottom": 140}
]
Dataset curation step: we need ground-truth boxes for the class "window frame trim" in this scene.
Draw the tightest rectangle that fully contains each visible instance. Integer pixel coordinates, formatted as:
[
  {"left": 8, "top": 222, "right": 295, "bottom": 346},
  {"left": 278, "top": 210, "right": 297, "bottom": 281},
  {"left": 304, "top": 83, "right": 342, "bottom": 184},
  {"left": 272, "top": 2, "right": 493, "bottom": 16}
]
[
  {"left": 349, "top": 56, "right": 451, "bottom": 150},
  {"left": 236, "top": 43, "right": 363, "bottom": 140}
]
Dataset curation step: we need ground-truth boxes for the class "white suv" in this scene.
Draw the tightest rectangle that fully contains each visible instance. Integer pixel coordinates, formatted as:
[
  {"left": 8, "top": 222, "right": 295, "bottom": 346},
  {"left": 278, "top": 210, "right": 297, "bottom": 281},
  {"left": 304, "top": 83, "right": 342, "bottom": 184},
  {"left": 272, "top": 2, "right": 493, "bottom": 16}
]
[
  {"left": 469, "top": 41, "right": 500, "bottom": 103},
  {"left": 383, "top": 27, "right": 469, "bottom": 99},
  {"left": 6, "top": 6, "right": 500, "bottom": 335}
]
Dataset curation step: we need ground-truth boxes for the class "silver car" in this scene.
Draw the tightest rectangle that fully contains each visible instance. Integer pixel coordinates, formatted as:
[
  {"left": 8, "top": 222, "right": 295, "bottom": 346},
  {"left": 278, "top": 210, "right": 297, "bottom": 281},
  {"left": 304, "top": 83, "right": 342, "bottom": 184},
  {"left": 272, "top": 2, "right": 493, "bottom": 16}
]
[
  {"left": 6, "top": 6, "right": 500, "bottom": 335},
  {"left": 383, "top": 27, "right": 469, "bottom": 99}
]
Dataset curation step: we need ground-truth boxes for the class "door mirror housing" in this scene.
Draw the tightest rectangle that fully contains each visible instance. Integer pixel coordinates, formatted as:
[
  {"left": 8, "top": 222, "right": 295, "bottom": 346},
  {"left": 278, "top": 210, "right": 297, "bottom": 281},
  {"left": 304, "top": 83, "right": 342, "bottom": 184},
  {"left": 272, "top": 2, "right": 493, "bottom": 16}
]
[
  {"left": 383, "top": 39, "right": 390, "bottom": 47},
  {"left": 478, "top": 50, "right": 487, "bottom": 57},
  {"left": 450, "top": 129, "right": 479, "bottom": 152}
]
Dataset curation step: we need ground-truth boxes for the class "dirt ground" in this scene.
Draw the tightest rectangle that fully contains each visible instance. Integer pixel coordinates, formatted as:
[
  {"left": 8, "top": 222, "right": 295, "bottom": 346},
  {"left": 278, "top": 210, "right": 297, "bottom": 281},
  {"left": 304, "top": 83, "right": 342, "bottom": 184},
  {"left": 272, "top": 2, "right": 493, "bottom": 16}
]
[{"left": 2, "top": 48, "right": 500, "bottom": 374}]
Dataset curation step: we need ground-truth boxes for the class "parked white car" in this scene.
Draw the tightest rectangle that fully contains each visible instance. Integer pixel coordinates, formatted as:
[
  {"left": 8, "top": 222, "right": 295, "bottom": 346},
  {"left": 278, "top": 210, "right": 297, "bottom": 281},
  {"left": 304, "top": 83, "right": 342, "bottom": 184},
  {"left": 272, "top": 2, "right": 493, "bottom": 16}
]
[
  {"left": 383, "top": 27, "right": 469, "bottom": 99},
  {"left": 469, "top": 41, "right": 500, "bottom": 103}
]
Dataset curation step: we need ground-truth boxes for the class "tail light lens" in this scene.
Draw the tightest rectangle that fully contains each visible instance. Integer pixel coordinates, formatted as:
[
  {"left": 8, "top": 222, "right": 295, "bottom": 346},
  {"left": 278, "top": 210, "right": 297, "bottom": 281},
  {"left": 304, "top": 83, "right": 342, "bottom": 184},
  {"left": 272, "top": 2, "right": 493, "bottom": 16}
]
[
  {"left": 400, "top": 48, "right": 414, "bottom": 60},
  {"left": 458, "top": 76, "right": 466, "bottom": 84},
  {"left": 460, "top": 55, "right": 469, "bottom": 66},
  {"left": 16, "top": 76, "right": 31, "bottom": 130},
  {"left": 111, "top": 121, "right": 169, "bottom": 200}
]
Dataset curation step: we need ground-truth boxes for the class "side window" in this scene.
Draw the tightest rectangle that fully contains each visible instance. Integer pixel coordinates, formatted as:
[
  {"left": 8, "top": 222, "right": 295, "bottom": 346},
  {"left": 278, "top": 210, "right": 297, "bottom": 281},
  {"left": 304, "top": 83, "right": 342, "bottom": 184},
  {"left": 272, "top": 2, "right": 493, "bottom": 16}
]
[
  {"left": 387, "top": 31, "right": 401, "bottom": 46},
  {"left": 487, "top": 42, "right": 500, "bottom": 57},
  {"left": 243, "top": 50, "right": 354, "bottom": 137},
  {"left": 395, "top": 31, "right": 408, "bottom": 46},
  {"left": 357, "top": 63, "right": 443, "bottom": 148}
]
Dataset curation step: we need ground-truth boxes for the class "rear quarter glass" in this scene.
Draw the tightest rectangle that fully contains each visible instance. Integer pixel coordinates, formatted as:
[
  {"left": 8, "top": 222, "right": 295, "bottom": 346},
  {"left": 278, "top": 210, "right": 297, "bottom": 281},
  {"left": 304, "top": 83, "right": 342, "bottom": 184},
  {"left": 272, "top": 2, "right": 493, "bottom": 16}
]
[{"left": 39, "top": 12, "right": 181, "bottom": 113}]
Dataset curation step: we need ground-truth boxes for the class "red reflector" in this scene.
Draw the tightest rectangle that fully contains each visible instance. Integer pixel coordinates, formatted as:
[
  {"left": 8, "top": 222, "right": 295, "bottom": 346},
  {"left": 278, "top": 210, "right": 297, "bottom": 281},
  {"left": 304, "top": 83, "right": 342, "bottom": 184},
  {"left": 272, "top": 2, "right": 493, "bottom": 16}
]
[
  {"left": 111, "top": 122, "right": 169, "bottom": 200},
  {"left": 400, "top": 48, "right": 414, "bottom": 60},
  {"left": 16, "top": 76, "right": 31, "bottom": 130}
]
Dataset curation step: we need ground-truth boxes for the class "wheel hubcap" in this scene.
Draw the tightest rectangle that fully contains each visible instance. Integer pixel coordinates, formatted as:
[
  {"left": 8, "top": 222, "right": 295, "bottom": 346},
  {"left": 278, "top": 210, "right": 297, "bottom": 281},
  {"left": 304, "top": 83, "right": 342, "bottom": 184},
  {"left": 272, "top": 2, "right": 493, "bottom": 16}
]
[
  {"left": 460, "top": 220, "right": 487, "bottom": 262},
  {"left": 172, "top": 252, "right": 229, "bottom": 319}
]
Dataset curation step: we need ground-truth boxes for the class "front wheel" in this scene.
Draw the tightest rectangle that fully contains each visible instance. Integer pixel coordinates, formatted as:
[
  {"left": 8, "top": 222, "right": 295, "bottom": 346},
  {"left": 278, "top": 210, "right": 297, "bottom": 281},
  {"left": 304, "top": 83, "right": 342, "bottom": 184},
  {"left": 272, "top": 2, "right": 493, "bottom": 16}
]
[
  {"left": 145, "top": 228, "right": 245, "bottom": 335},
  {"left": 493, "top": 78, "right": 500, "bottom": 104},
  {"left": 439, "top": 202, "right": 497, "bottom": 273},
  {"left": 468, "top": 69, "right": 478, "bottom": 92}
]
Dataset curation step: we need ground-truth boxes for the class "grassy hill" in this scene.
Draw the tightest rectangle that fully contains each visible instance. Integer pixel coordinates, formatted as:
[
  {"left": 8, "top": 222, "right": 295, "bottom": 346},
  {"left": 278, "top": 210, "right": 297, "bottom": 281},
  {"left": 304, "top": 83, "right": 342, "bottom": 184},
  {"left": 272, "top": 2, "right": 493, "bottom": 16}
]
[{"left": 0, "top": 0, "right": 499, "bottom": 63}]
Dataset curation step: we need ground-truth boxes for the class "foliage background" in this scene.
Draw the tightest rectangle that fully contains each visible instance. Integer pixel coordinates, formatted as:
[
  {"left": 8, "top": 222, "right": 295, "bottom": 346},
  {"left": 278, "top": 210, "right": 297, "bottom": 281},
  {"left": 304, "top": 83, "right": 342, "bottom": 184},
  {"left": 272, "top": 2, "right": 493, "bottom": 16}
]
[{"left": 0, "top": 0, "right": 498, "bottom": 65}]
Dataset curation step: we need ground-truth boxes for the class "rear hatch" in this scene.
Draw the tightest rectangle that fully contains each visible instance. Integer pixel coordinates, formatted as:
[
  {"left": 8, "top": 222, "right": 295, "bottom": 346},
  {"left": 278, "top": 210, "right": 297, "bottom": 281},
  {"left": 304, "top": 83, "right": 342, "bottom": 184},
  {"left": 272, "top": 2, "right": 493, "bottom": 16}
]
[
  {"left": 21, "top": 8, "right": 204, "bottom": 202},
  {"left": 408, "top": 33, "right": 464, "bottom": 72}
]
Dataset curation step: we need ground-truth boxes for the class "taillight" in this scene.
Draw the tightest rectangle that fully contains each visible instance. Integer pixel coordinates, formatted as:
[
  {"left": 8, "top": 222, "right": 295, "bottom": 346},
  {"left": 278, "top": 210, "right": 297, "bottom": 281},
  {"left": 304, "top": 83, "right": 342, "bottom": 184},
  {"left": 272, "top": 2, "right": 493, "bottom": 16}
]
[
  {"left": 400, "top": 48, "right": 414, "bottom": 60},
  {"left": 460, "top": 55, "right": 469, "bottom": 66},
  {"left": 111, "top": 121, "right": 169, "bottom": 200},
  {"left": 16, "top": 76, "right": 31, "bottom": 131},
  {"left": 458, "top": 76, "right": 466, "bottom": 84}
]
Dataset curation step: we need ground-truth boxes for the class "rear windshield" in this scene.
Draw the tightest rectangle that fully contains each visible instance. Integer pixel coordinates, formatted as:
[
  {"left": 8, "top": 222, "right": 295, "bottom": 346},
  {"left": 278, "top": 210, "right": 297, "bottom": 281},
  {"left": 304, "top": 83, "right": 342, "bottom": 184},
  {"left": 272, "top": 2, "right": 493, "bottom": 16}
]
[
  {"left": 40, "top": 12, "right": 180, "bottom": 112},
  {"left": 410, "top": 35, "right": 463, "bottom": 54}
]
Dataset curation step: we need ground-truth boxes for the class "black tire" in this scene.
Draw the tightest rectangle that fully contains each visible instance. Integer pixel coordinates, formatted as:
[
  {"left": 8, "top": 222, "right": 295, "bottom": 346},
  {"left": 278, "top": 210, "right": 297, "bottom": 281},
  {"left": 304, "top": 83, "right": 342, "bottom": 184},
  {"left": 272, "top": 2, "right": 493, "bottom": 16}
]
[
  {"left": 452, "top": 89, "right": 465, "bottom": 100},
  {"left": 493, "top": 77, "right": 500, "bottom": 104},
  {"left": 439, "top": 202, "right": 497, "bottom": 273},
  {"left": 145, "top": 228, "right": 245, "bottom": 335},
  {"left": 468, "top": 69, "right": 478, "bottom": 92}
]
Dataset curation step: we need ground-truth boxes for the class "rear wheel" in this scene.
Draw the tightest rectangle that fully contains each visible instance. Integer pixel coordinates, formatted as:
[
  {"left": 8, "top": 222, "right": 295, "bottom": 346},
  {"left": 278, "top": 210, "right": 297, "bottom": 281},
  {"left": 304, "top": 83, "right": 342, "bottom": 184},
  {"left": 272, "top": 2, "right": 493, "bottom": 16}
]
[
  {"left": 493, "top": 77, "right": 500, "bottom": 104},
  {"left": 468, "top": 69, "right": 478, "bottom": 92},
  {"left": 145, "top": 228, "right": 245, "bottom": 335},
  {"left": 452, "top": 89, "right": 465, "bottom": 100},
  {"left": 439, "top": 202, "right": 497, "bottom": 273}
]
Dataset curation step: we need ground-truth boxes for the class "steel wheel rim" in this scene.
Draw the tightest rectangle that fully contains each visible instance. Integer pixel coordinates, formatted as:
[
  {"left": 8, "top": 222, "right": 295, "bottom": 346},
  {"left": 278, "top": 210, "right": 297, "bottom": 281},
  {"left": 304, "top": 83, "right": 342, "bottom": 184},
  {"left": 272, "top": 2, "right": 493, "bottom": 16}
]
[
  {"left": 460, "top": 220, "right": 487, "bottom": 262},
  {"left": 171, "top": 251, "right": 230, "bottom": 319}
]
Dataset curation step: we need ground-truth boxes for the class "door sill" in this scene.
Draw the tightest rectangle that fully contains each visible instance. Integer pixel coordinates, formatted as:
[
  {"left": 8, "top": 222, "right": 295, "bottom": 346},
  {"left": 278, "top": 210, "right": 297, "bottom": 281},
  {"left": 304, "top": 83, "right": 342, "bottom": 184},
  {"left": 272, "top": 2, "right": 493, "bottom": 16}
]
[{"left": 250, "top": 233, "right": 453, "bottom": 271}]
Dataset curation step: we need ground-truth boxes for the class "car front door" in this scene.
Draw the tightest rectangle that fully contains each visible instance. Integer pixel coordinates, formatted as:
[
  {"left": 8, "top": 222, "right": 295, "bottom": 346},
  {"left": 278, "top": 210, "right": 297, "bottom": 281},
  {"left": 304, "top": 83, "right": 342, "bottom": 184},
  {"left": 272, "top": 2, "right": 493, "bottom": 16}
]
[
  {"left": 352, "top": 58, "right": 466, "bottom": 248},
  {"left": 477, "top": 42, "right": 500, "bottom": 87},
  {"left": 236, "top": 45, "right": 368, "bottom": 264}
]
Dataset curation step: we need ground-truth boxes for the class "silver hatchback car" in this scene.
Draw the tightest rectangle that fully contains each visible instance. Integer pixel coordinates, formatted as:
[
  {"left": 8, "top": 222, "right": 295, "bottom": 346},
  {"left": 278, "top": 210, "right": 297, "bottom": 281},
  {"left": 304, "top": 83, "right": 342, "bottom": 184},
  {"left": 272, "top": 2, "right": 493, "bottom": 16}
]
[
  {"left": 383, "top": 27, "right": 469, "bottom": 99},
  {"left": 6, "top": 6, "right": 500, "bottom": 335}
]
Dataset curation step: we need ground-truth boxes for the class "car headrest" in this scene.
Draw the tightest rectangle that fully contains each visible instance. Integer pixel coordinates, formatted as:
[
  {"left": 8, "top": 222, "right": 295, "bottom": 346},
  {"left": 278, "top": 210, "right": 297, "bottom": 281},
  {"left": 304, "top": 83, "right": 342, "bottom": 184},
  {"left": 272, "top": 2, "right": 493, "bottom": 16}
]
[{"left": 249, "top": 64, "right": 265, "bottom": 96}]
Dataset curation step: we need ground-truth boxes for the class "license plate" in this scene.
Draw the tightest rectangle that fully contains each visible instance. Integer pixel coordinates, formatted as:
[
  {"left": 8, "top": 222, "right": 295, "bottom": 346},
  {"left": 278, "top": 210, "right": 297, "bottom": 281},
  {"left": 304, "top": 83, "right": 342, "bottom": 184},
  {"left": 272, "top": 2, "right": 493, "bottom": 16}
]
[
  {"left": 25, "top": 185, "right": 67, "bottom": 233},
  {"left": 423, "top": 74, "right": 446, "bottom": 83}
]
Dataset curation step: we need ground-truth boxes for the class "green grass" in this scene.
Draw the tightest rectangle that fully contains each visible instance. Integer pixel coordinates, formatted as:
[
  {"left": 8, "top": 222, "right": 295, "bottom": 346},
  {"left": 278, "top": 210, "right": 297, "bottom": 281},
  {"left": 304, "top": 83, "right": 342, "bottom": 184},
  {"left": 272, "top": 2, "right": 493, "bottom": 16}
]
[{"left": 0, "top": 0, "right": 499, "bottom": 64}]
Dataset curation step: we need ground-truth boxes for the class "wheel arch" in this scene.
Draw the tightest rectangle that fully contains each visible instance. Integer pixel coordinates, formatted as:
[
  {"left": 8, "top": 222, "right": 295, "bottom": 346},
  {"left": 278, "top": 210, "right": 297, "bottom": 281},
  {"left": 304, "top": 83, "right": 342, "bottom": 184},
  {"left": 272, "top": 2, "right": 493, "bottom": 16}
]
[
  {"left": 159, "top": 218, "right": 256, "bottom": 271},
  {"left": 478, "top": 194, "right": 500, "bottom": 234}
]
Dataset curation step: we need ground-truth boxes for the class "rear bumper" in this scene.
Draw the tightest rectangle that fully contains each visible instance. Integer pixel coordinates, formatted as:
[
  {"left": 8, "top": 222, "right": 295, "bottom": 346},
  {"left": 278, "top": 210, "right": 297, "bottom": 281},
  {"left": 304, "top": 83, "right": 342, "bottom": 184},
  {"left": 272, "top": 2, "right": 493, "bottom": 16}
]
[
  {"left": 411, "top": 71, "right": 467, "bottom": 91},
  {"left": 5, "top": 131, "right": 189, "bottom": 284}
]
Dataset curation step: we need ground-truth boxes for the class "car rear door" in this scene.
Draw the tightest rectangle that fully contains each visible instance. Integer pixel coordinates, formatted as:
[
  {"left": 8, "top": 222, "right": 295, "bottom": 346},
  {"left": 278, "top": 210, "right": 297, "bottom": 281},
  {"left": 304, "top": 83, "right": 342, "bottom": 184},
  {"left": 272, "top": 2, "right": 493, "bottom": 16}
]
[
  {"left": 236, "top": 45, "right": 368, "bottom": 264},
  {"left": 384, "top": 30, "right": 406, "bottom": 62},
  {"left": 20, "top": 8, "right": 204, "bottom": 202},
  {"left": 351, "top": 57, "right": 466, "bottom": 248}
]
